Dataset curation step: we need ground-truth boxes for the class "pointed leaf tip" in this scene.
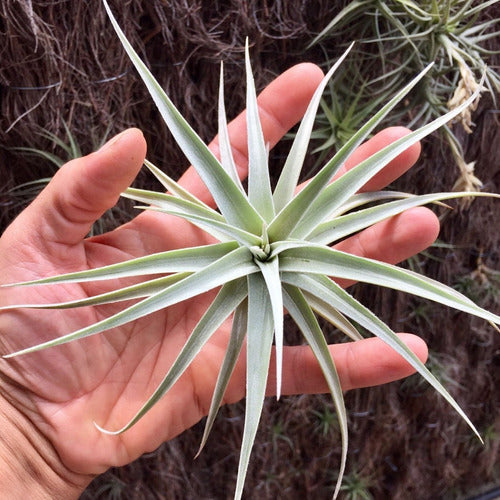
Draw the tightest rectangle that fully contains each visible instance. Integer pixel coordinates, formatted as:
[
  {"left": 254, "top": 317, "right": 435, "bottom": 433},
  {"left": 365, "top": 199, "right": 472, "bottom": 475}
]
[{"left": 93, "top": 420, "right": 122, "bottom": 436}]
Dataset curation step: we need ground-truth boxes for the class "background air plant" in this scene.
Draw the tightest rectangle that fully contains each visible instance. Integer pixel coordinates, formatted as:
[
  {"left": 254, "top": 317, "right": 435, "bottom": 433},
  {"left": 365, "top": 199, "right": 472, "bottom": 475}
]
[
  {"left": 7, "top": 123, "right": 121, "bottom": 236},
  {"left": 309, "top": 0, "right": 500, "bottom": 196},
  {"left": 2, "top": 2, "right": 499, "bottom": 498}
]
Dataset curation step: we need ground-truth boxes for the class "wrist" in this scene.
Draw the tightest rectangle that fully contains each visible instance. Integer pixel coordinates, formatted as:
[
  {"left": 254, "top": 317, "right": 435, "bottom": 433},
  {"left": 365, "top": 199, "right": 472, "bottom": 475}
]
[{"left": 0, "top": 384, "right": 91, "bottom": 499}]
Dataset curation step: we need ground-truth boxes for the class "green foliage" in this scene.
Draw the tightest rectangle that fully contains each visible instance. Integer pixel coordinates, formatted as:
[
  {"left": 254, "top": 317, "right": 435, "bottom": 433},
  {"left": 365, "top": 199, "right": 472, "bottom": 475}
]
[
  {"left": 339, "top": 469, "right": 374, "bottom": 500},
  {"left": 309, "top": 0, "right": 499, "bottom": 191},
  {"left": 8, "top": 123, "right": 121, "bottom": 236},
  {"left": 312, "top": 404, "right": 340, "bottom": 437}
]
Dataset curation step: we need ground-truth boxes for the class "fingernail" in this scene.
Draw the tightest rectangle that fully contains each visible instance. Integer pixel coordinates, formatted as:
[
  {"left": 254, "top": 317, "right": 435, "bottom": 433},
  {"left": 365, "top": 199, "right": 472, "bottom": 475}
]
[{"left": 98, "top": 129, "right": 130, "bottom": 151}]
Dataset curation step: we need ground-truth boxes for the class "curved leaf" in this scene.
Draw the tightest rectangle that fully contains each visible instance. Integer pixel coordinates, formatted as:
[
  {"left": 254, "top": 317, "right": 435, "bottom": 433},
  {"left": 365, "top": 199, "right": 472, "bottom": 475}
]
[
  {"left": 103, "top": 0, "right": 263, "bottom": 234},
  {"left": 245, "top": 39, "right": 274, "bottom": 221},
  {"left": 234, "top": 273, "right": 274, "bottom": 500},
  {"left": 283, "top": 283, "right": 348, "bottom": 499},
  {"left": 95, "top": 278, "right": 247, "bottom": 434},
  {"left": 197, "top": 299, "right": 248, "bottom": 456},
  {"left": 281, "top": 272, "right": 481, "bottom": 441},
  {"left": 279, "top": 246, "right": 500, "bottom": 326},
  {"left": 309, "top": 191, "right": 499, "bottom": 244},
  {"left": 3, "top": 241, "right": 239, "bottom": 287},
  {"left": 4, "top": 247, "right": 257, "bottom": 357}
]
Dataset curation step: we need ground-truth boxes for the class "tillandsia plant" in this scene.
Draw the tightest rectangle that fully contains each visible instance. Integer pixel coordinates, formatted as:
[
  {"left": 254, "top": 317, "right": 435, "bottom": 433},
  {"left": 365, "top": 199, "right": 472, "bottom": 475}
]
[
  {"left": 308, "top": 0, "right": 500, "bottom": 194},
  {"left": 2, "top": 1, "right": 500, "bottom": 498}
]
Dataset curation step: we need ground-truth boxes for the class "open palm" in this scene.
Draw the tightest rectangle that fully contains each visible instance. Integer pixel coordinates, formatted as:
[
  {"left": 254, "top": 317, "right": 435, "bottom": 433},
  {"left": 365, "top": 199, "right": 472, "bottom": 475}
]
[{"left": 0, "top": 63, "right": 432, "bottom": 492}]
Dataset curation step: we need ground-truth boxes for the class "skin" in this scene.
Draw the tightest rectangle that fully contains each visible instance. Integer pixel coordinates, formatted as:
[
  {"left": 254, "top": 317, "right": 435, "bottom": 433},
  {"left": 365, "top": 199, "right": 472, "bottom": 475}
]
[{"left": 0, "top": 63, "right": 438, "bottom": 498}]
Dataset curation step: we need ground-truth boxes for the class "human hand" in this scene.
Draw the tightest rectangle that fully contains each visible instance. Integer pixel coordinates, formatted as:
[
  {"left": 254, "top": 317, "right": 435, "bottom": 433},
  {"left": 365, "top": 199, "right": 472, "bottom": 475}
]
[{"left": 0, "top": 63, "right": 433, "bottom": 497}]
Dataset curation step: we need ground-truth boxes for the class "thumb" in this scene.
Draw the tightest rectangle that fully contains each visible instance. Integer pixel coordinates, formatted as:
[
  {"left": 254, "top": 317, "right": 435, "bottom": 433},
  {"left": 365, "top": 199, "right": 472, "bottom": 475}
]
[{"left": 10, "top": 128, "right": 146, "bottom": 248}]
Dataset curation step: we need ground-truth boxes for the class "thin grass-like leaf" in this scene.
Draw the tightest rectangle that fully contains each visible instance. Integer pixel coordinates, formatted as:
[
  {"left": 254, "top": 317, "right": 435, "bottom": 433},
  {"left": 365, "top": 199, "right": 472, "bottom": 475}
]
[
  {"left": 4, "top": 247, "right": 257, "bottom": 357},
  {"left": 378, "top": 1, "right": 421, "bottom": 60},
  {"left": 462, "top": 19, "right": 500, "bottom": 38},
  {"left": 39, "top": 125, "right": 75, "bottom": 157},
  {"left": 122, "top": 187, "right": 224, "bottom": 221},
  {"left": 268, "top": 63, "right": 434, "bottom": 240},
  {"left": 273, "top": 43, "right": 354, "bottom": 212},
  {"left": 103, "top": 0, "right": 263, "bottom": 235},
  {"left": 11, "top": 147, "right": 64, "bottom": 169},
  {"left": 95, "top": 278, "right": 247, "bottom": 434},
  {"left": 245, "top": 39, "right": 274, "bottom": 222},
  {"left": 283, "top": 284, "right": 348, "bottom": 498},
  {"left": 287, "top": 82, "right": 483, "bottom": 239},
  {"left": 453, "top": 0, "right": 499, "bottom": 23},
  {"left": 279, "top": 246, "right": 500, "bottom": 326},
  {"left": 197, "top": 299, "right": 248, "bottom": 457},
  {"left": 123, "top": 187, "right": 234, "bottom": 242},
  {"left": 307, "top": 0, "right": 371, "bottom": 48},
  {"left": 3, "top": 241, "right": 239, "bottom": 287},
  {"left": 308, "top": 191, "right": 500, "bottom": 244},
  {"left": 63, "top": 120, "right": 82, "bottom": 159},
  {"left": 218, "top": 62, "right": 245, "bottom": 192},
  {"left": 235, "top": 273, "right": 274, "bottom": 500},
  {"left": 255, "top": 256, "right": 283, "bottom": 398},
  {"left": 281, "top": 272, "right": 481, "bottom": 440},
  {"left": 269, "top": 239, "right": 321, "bottom": 257},
  {"left": 143, "top": 159, "right": 211, "bottom": 207},
  {"left": 331, "top": 190, "right": 413, "bottom": 216},
  {"left": 0, "top": 273, "right": 190, "bottom": 311},
  {"left": 5, "top": 7, "right": 498, "bottom": 497},
  {"left": 302, "top": 291, "right": 363, "bottom": 341},
  {"left": 137, "top": 205, "right": 263, "bottom": 247}
]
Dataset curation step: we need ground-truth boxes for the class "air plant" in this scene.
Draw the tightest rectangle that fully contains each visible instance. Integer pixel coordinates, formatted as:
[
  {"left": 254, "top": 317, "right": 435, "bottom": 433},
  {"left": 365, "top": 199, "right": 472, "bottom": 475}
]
[
  {"left": 2, "top": 1, "right": 499, "bottom": 498},
  {"left": 309, "top": 0, "right": 500, "bottom": 194},
  {"left": 8, "top": 123, "right": 118, "bottom": 235}
]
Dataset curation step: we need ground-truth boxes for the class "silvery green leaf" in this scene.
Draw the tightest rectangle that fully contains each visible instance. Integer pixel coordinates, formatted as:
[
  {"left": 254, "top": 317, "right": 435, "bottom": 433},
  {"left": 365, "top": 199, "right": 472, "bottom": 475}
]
[
  {"left": 0, "top": 272, "right": 189, "bottom": 311},
  {"left": 95, "top": 278, "right": 247, "bottom": 434},
  {"left": 123, "top": 187, "right": 233, "bottom": 242},
  {"left": 122, "top": 187, "right": 224, "bottom": 221},
  {"left": 235, "top": 273, "right": 274, "bottom": 500},
  {"left": 269, "top": 240, "right": 311, "bottom": 254},
  {"left": 103, "top": 1, "right": 263, "bottom": 235},
  {"left": 255, "top": 256, "right": 284, "bottom": 398},
  {"left": 462, "top": 19, "right": 499, "bottom": 38},
  {"left": 4, "top": 247, "right": 257, "bottom": 357},
  {"left": 137, "top": 205, "right": 264, "bottom": 248},
  {"left": 279, "top": 246, "right": 500, "bottom": 326},
  {"left": 329, "top": 190, "right": 414, "bottom": 217},
  {"left": 245, "top": 39, "right": 275, "bottom": 222},
  {"left": 456, "top": 0, "right": 499, "bottom": 20},
  {"left": 197, "top": 299, "right": 248, "bottom": 457},
  {"left": 6, "top": 7, "right": 497, "bottom": 497},
  {"left": 268, "top": 63, "right": 434, "bottom": 240},
  {"left": 218, "top": 62, "right": 245, "bottom": 192},
  {"left": 3, "top": 241, "right": 239, "bottom": 287},
  {"left": 287, "top": 82, "right": 484, "bottom": 239},
  {"left": 308, "top": 191, "right": 500, "bottom": 244},
  {"left": 281, "top": 272, "right": 481, "bottom": 440},
  {"left": 301, "top": 291, "right": 363, "bottom": 341},
  {"left": 282, "top": 284, "right": 348, "bottom": 499},
  {"left": 307, "top": 0, "right": 370, "bottom": 48},
  {"left": 143, "top": 159, "right": 211, "bottom": 208},
  {"left": 378, "top": 2, "right": 421, "bottom": 56},
  {"left": 273, "top": 43, "right": 354, "bottom": 212}
]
